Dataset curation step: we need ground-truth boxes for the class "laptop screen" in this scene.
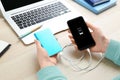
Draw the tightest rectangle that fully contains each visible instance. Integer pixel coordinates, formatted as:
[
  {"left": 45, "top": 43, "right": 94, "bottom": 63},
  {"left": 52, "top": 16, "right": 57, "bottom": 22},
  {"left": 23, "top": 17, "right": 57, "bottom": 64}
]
[{"left": 1, "top": 0, "right": 43, "bottom": 11}]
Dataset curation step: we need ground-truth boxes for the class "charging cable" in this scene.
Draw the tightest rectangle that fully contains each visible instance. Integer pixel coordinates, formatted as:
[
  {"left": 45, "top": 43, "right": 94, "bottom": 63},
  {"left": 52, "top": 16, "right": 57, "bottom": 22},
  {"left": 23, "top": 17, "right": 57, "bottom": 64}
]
[{"left": 58, "top": 43, "right": 104, "bottom": 72}]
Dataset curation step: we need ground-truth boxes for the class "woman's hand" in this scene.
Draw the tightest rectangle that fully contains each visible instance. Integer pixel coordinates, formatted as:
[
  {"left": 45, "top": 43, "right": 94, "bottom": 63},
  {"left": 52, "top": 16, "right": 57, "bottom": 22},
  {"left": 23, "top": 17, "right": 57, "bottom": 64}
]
[
  {"left": 68, "top": 22, "right": 110, "bottom": 53},
  {"left": 35, "top": 40, "right": 57, "bottom": 68}
]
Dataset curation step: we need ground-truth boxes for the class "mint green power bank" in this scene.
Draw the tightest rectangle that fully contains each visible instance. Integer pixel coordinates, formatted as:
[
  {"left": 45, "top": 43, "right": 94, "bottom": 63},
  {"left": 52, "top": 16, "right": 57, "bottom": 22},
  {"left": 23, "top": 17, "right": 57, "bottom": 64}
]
[{"left": 34, "top": 28, "right": 62, "bottom": 56}]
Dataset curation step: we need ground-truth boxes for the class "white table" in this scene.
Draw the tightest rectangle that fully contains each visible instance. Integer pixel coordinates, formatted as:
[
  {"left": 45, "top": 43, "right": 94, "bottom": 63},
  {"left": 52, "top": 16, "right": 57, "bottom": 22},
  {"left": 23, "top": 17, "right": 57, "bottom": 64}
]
[{"left": 0, "top": 0, "right": 120, "bottom": 80}]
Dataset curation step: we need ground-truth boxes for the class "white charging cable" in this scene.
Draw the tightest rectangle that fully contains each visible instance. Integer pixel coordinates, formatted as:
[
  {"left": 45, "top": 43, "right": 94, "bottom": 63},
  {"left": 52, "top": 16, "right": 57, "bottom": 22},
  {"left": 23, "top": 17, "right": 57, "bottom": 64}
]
[{"left": 59, "top": 43, "right": 104, "bottom": 72}]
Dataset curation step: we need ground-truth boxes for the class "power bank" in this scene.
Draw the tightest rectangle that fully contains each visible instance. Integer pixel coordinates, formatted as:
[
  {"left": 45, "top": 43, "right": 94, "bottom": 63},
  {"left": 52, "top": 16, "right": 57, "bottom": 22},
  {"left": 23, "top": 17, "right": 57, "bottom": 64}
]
[{"left": 34, "top": 28, "right": 62, "bottom": 56}]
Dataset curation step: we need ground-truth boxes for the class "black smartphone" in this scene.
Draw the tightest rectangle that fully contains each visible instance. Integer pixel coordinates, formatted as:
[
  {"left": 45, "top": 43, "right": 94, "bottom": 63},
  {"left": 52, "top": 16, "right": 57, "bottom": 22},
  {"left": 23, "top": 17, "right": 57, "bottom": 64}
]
[{"left": 67, "top": 16, "right": 95, "bottom": 50}]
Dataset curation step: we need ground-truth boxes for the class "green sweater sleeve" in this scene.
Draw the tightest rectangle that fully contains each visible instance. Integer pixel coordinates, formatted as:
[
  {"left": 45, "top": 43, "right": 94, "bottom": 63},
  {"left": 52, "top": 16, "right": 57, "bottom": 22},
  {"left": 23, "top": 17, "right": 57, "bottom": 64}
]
[
  {"left": 105, "top": 39, "right": 120, "bottom": 66},
  {"left": 37, "top": 66, "right": 67, "bottom": 80},
  {"left": 105, "top": 40, "right": 120, "bottom": 80}
]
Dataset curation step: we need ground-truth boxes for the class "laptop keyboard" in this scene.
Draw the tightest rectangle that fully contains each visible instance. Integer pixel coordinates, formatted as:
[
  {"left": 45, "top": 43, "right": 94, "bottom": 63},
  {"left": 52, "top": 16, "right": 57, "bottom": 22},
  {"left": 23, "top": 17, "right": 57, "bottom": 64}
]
[{"left": 11, "top": 2, "right": 71, "bottom": 29}]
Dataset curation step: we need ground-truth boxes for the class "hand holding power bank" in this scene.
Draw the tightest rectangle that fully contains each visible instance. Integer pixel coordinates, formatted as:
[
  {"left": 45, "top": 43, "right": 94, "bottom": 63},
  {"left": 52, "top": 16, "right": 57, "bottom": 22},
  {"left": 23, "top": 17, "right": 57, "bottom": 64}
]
[{"left": 34, "top": 28, "right": 62, "bottom": 56}]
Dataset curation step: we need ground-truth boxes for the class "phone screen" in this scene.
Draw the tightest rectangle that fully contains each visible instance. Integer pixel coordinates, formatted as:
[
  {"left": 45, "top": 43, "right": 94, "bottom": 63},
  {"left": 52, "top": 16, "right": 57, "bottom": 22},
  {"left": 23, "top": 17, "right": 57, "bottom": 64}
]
[{"left": 67, "top": 16, "right": 95, "bottom": 50}]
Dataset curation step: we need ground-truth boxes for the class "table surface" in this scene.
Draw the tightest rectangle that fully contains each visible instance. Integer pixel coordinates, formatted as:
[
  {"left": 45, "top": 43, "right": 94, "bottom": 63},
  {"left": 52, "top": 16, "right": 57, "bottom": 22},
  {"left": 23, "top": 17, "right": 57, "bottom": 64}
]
[{"left": 0, "top": 0, "right": 120, "bottom": 80}]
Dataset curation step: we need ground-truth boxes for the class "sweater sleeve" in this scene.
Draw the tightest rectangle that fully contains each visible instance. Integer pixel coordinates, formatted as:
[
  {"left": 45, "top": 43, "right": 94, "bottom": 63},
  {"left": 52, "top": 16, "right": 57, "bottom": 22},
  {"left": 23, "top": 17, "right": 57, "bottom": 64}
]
[
  {"left": 105, "top": 39, "right": 120, "bottom": 66},
  {"left": 104, "top": 40, "right": 120, "bottom": 80},
  {"left": 37, "top": 66, "right": 67, "bottom": 80},
  {"left": 113, "top": 75, "right": 120, "bottom": 80}
]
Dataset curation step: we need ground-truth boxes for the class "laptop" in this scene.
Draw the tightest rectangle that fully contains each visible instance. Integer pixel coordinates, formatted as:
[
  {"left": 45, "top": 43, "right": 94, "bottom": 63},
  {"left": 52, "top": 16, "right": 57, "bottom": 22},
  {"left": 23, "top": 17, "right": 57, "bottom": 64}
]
[{"left": 0, "top": 0, "right": 81, "bottom": 45}]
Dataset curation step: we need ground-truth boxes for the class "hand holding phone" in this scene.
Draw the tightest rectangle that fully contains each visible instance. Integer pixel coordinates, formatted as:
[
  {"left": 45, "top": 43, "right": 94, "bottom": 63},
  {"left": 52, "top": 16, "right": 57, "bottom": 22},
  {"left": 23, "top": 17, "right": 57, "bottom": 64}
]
[{"left": 67, "top": 16, "right": 95, "bottom": 50}]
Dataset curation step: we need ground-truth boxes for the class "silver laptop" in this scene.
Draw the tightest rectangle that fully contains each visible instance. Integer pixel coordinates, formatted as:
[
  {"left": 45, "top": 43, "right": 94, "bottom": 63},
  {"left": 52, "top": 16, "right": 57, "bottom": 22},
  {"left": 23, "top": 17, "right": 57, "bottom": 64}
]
[{"left": 0, "top": 0, "right": 81, "bottom": 45}]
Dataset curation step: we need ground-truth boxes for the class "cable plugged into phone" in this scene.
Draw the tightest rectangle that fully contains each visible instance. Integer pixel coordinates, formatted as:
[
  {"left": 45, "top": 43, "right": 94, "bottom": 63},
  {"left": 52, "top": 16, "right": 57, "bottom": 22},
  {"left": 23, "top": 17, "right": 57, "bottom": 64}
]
[
  {"left": 67, "top": 16, "right": 96, "bottom": 50},
  {"left": 58, "top": 16, "right": 104, "bottom": 72}
]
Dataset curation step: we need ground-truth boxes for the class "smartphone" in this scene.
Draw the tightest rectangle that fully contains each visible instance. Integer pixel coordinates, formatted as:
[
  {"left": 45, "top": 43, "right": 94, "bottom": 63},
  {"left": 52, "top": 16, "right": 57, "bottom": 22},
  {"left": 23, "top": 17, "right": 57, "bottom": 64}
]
[{"left": 67, "top": 16, "right": 95, "bottom": 50}]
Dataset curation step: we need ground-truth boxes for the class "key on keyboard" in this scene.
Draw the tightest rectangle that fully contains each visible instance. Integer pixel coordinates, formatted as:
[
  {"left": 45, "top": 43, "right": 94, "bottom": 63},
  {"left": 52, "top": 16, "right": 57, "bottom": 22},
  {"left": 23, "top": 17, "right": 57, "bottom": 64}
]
[{"left": 11, "top": 2, "right": 71, "bottom": 29}]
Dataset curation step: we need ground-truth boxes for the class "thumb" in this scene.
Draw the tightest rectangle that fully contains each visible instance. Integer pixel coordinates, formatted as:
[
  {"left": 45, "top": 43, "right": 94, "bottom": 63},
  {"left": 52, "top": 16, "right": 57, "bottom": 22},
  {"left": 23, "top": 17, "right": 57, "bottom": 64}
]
[
  {"left": 86, "top": 22, "right": 96, "bottom": 31},
  {"left": 34, "top": 39, "right": 42, "bottom": 49}
]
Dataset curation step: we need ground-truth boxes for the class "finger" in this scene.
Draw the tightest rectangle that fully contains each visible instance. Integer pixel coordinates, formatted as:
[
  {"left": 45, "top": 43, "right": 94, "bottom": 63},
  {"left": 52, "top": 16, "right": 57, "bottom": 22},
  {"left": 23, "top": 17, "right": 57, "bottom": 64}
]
[
  {"left": 71, "top": 38, "right": 76, "bottom": 44},
  {"left": 86, "top": 22, "right": 97, "bottom": 31},
  {"left": 68, "top": 34, "right": 76, "bottom": 44},
  {"left": 68, "top": 30, "right": 71, "bottom": 33},
  {"left": 68, "top": 34, "right": 73, "bottom": 38},
  {"left": 50, "top": 57, "right": 57, "bottom": 64},
  {"left": 34, "top": 40, "right": 42, "bottom": 49},
  {"left": 34, "top": 39, "right": 40, "bottom": 46},
  {"left": 74, "top": 44, "right": 78, "bottom": 50}
]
